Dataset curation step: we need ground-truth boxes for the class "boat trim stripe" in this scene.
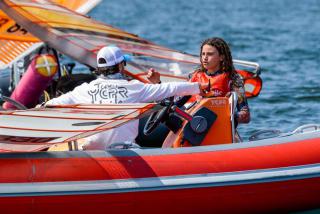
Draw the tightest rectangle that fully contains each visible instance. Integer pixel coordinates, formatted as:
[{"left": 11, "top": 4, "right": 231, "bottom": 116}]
[{"left": 1, "top": 163, "right": 320, "bottom": 197}]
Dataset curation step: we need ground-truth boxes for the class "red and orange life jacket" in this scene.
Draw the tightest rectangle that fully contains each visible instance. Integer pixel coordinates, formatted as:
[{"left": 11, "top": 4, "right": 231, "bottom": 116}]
[{"left": 189, "top": 70, "right": 231, "bottom": 102}]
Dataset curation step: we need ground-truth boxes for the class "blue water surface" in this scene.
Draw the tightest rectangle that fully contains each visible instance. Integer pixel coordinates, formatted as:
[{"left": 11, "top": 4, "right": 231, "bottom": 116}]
[{"left": 89, "top": 0, "right": 320, "bottom": 139}]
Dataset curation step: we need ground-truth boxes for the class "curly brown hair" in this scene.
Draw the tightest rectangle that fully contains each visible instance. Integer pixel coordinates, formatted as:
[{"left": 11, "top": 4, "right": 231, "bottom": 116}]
[{"left": 199, "top": 37, "right": 236, "bottom": 76}]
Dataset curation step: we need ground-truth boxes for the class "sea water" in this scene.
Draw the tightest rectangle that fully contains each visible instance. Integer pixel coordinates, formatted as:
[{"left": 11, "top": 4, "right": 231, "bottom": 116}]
[{"left": 89, "top": 0, "right": 320, "bottom": 140}]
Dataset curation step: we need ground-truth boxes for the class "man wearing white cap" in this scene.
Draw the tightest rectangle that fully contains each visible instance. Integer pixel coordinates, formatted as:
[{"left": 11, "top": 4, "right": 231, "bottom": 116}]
[{"left": 46, "top": 46, "right": 207, "bottom": 150}]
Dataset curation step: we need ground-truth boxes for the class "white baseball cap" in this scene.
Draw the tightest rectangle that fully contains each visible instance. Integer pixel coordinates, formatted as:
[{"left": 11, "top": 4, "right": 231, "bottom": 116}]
[{"left": 96, "top": 46, "right": 129, "bottom": 68}]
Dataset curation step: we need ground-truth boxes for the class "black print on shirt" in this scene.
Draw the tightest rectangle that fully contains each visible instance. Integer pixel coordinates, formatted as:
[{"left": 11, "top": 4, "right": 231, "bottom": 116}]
[{"left": 88, "top": 83, "right": 128, "bottom": 104}]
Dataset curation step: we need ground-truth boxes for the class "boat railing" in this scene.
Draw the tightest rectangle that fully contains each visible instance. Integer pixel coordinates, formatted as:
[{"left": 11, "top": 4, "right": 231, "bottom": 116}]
[
  {"left": 0, "top": 93, "right": 27, "bottom": 110},
  {"left": 279, "top": 124, "right": 320, "bottom": 138},
  {"left": 290, "top": 124, "right": 320, "bottom": 134},
  {"left": 248, "top": 124, "right": 320, "bottom": 141},
  {"left": 248, "top": 129, "right": 282, "bottom": 141},
  {"left": 233, "top": 59, "right": 261, "bottom": 76},
  {"left": 229, "top": 92, "right": 238, "bottom": 143}
]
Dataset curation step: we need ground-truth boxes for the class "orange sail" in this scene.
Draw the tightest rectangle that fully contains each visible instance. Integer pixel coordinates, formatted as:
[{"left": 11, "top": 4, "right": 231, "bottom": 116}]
[{"left": 0, "top": 0, "right": 101, "bottom": 69}]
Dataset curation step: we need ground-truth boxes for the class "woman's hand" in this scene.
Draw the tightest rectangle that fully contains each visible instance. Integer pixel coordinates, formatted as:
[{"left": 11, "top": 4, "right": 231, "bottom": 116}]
[{"left": 147, "top": 68, "right": 161, "bottom": 84}]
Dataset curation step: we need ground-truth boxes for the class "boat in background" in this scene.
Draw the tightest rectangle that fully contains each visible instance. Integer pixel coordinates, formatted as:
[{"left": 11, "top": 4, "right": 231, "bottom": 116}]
[{"left": 0, "top": 0, "right": 101, "bottom": 99}]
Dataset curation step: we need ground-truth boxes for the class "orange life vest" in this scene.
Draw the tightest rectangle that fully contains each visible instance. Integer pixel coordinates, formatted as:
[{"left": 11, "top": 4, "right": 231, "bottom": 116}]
[{"left": 189, "top": 71, "right": 231, "bottom": 102}]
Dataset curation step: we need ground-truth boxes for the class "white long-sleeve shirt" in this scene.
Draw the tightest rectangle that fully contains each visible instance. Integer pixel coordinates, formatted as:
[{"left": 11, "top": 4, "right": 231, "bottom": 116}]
[{"left": 46, "top": 77, "right": 200, "bottom": 150}]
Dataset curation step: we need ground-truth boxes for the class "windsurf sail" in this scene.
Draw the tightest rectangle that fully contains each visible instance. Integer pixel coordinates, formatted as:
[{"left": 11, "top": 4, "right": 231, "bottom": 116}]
[
  {"left": 0, "top": 0, "right": 101, "bottom": 69},
  {"left": 0, "top": 103, "right": 158, "bottom": 152},
  {"left": 0, "top": 0, "right": 261, "bottom": 96},
  {"left": 0, "top": 0, "right": 204, "bottom": 83}
]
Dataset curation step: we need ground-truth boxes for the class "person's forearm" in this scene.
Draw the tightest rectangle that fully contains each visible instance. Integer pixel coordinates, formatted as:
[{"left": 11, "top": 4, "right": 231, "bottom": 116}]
[{"left": 45, "top": 93, "right": 75, "bottom": 105}]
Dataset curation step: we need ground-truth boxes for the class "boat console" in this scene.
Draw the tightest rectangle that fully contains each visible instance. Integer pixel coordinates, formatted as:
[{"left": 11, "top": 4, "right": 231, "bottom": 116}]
[
  {"left": 137, "top": 93, "right": 238, "bottom": 148},
  {"left": 164, "top": 94, "right": 237, "bottom": 148}
]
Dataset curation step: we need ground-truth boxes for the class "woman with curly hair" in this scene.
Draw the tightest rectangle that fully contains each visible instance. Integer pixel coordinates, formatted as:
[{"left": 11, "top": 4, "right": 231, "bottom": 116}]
[{"left": 189, "top": 37, "right": 250, "bottom": 124}]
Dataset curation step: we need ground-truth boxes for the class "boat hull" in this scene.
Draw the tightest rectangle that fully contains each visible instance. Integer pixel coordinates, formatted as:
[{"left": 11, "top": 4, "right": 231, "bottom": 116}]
[
  {"left": 1, "top": 131, "right": 320, "bottom": 213},
  {"left": 1, "top": 177, "right": 320, "bottom": 214}
]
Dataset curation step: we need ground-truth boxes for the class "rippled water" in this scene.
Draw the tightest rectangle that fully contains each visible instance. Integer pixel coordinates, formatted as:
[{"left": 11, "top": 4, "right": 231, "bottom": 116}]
[{"left": 90, "top": 0, "right": 320, "bottom": 139}]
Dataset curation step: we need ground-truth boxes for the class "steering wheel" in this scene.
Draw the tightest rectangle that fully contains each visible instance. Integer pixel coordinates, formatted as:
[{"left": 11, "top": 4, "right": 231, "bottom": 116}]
[
  {"left": 143, "top": 97, "right": 174, "bottom": 135},
  {"left": 0, "top": 95, "right": 27, "bottom": 110}
]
